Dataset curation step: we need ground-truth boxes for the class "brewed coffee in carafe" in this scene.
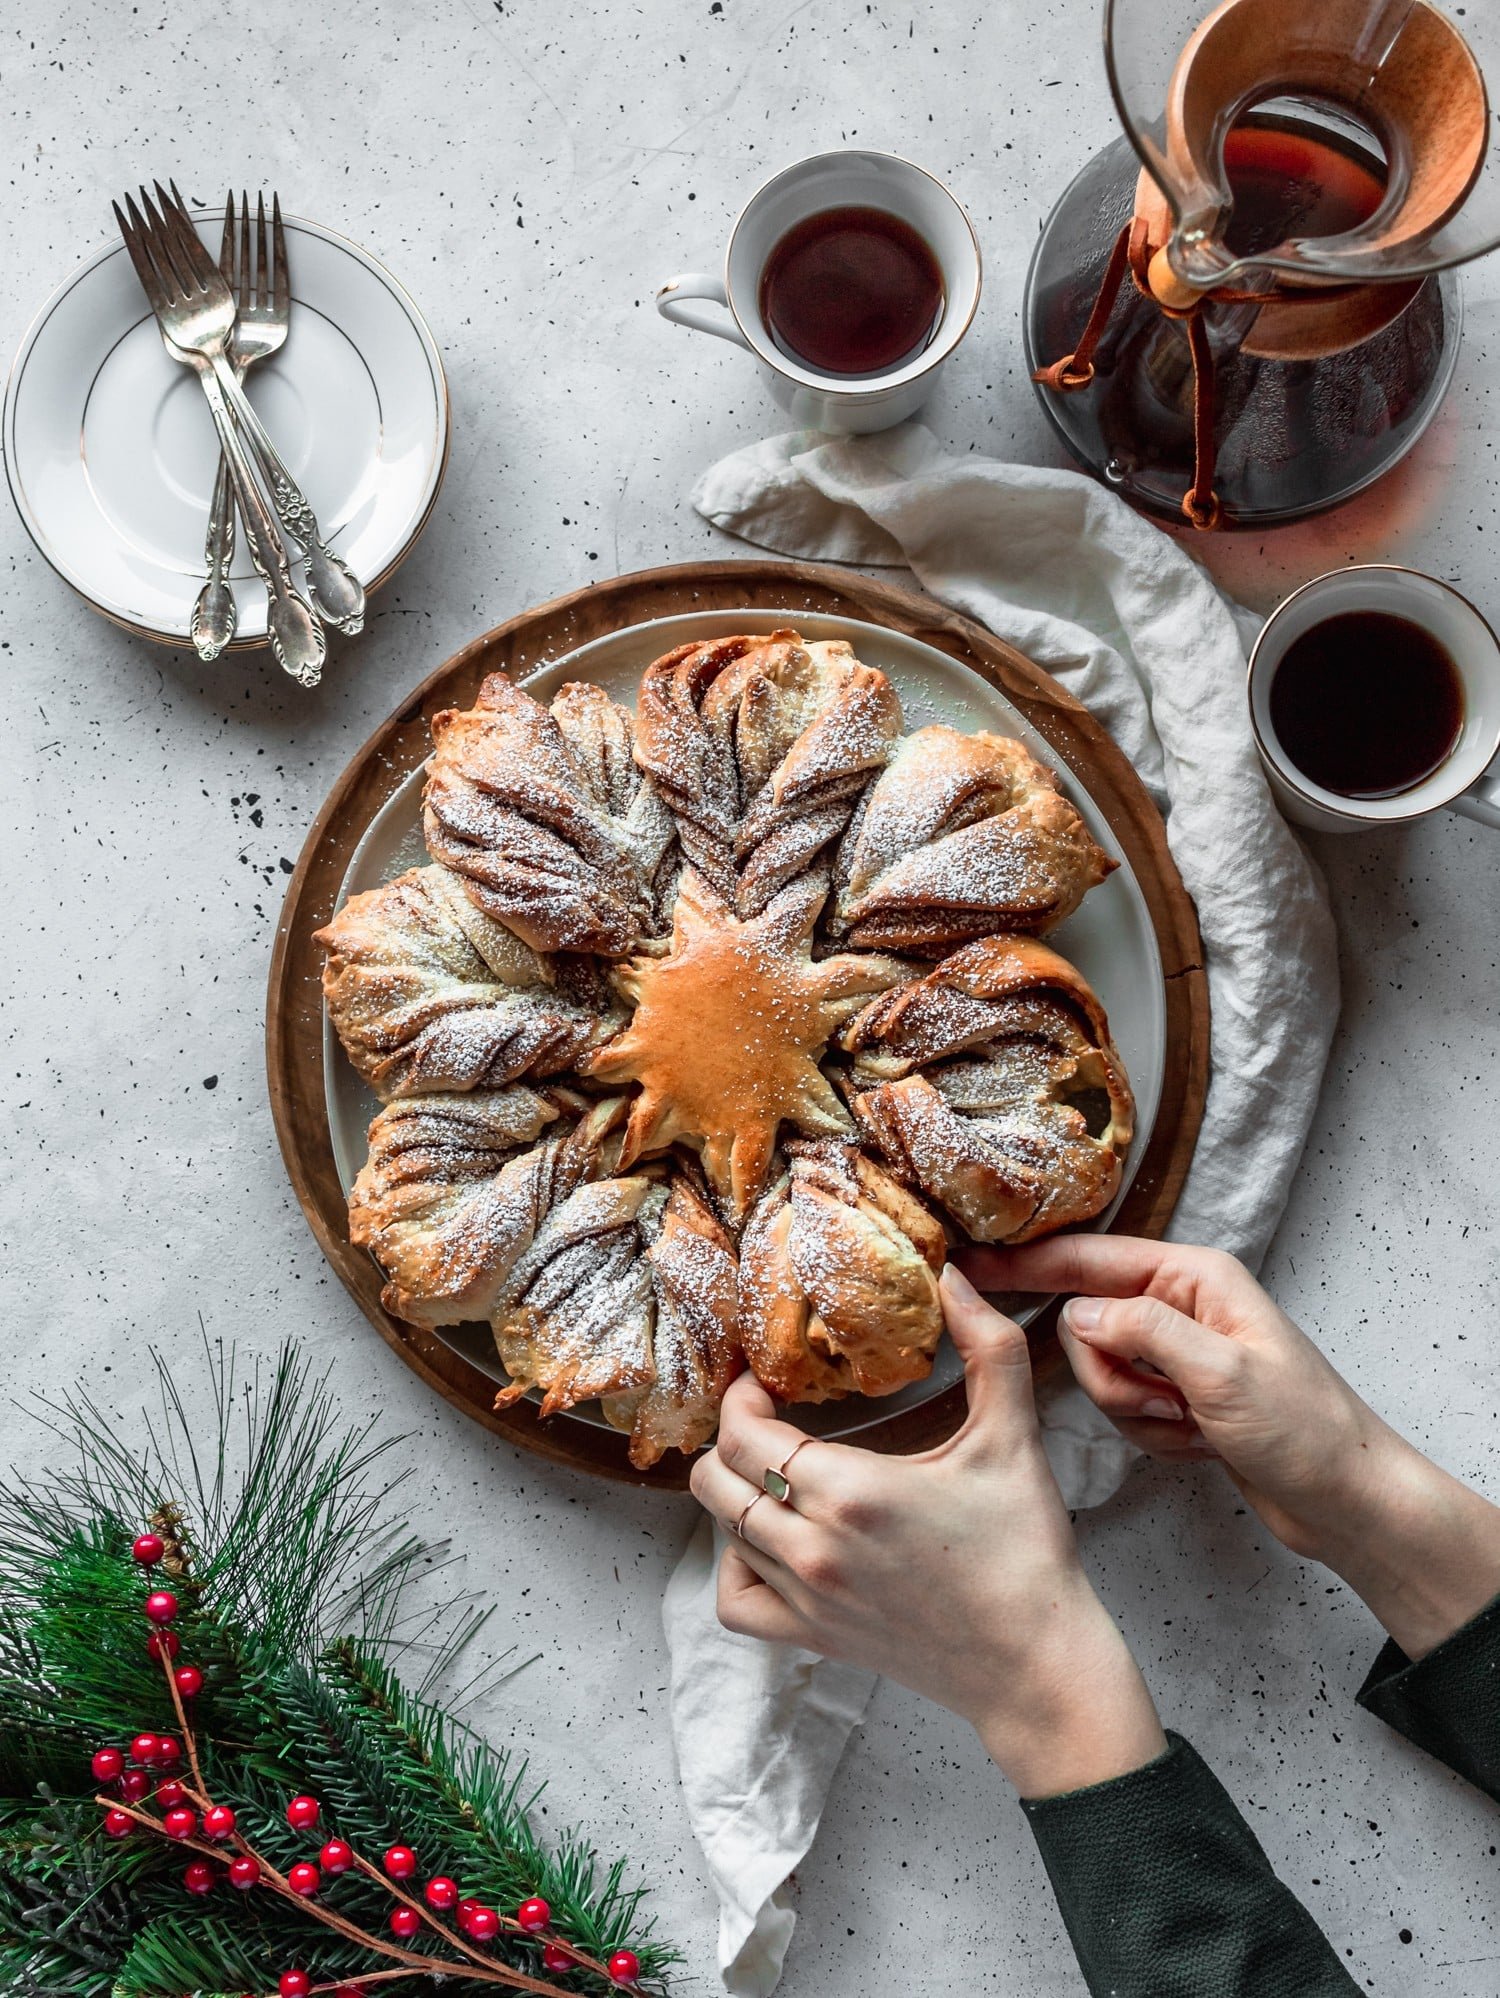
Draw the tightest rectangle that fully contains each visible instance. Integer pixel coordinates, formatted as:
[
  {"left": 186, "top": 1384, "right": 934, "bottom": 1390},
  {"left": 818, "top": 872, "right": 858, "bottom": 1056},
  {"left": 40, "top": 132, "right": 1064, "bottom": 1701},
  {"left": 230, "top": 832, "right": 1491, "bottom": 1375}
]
[{"left": 1024, "top": 0, "right": 1499, "bottom": 528}]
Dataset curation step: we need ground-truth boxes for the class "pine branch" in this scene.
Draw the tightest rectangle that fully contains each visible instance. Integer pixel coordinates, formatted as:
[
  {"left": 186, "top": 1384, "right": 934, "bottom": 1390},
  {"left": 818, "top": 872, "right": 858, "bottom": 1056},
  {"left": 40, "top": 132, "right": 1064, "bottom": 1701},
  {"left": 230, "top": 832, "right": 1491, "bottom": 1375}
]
[
  {"left": 0, "top": 1789, "right": 137, "bottom": 1997},
  {"left": 0, "top": 1340, "right": 679, "bottom": 1996},
  {"left": 321, "top": 1643, "right": 673, "bottom": 1975}
]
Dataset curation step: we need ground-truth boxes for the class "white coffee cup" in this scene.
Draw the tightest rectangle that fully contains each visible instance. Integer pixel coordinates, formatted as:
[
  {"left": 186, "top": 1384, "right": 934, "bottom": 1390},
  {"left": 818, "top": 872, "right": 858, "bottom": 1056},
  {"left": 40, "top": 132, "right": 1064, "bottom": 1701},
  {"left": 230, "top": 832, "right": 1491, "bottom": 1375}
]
[
  {"left": 1248, "top": 565, "right": 1500, "bottom": 834},
  {"left": 656, "top": 149, "right": 981, "bottom": 435}
]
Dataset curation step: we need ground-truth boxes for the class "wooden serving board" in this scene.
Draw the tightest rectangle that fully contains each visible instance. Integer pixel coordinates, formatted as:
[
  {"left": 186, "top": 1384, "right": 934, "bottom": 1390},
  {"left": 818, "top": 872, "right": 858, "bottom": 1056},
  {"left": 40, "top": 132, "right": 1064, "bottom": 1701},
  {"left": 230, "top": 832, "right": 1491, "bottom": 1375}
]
[{"left": 267, "top": 561, "right": 1209, "bottom": 1490}]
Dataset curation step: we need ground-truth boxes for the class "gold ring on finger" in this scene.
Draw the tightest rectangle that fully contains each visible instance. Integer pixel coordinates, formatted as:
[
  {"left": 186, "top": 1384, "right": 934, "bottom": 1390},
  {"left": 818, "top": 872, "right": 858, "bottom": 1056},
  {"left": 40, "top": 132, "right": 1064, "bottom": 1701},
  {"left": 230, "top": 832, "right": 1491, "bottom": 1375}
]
[{"left": 734, "top": 1493, "right": 767, "bottom": 1541}]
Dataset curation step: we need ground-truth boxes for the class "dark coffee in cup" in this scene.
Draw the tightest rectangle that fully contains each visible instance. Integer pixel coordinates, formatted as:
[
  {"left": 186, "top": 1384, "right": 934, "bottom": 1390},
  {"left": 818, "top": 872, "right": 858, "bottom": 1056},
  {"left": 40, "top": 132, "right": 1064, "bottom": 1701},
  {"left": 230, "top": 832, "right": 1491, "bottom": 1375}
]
[
  {"left": 1268, "top": 609, "right": 1465, "bottom": 799},
  {"left": 758, "top": 205, "right": 945, "bottom": 377}
]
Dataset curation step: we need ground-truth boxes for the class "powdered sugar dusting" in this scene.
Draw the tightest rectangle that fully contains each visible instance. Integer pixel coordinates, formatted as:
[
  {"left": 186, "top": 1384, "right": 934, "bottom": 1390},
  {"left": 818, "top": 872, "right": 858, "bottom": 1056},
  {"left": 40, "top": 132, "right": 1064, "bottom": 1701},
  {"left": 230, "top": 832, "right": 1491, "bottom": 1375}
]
[{"left": 323, "top": 628, "right": 1131, "bottom": 1459}]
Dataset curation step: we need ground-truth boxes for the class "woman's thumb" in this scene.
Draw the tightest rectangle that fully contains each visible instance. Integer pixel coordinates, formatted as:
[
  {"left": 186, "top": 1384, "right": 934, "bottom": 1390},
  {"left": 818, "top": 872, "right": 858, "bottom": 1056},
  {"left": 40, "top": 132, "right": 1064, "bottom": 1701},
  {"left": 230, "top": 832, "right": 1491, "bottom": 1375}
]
[{"left": 939, "top": 1263, "right": 1040, "bottom": 1445}]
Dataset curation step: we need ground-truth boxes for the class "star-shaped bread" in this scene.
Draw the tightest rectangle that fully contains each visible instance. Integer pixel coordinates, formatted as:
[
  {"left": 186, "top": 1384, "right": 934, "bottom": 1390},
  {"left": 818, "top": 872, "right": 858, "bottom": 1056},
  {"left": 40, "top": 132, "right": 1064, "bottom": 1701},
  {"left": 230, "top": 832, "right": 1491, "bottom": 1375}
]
[{"left": 320, "top": 632, "right": 1133, "bottom": 1465}]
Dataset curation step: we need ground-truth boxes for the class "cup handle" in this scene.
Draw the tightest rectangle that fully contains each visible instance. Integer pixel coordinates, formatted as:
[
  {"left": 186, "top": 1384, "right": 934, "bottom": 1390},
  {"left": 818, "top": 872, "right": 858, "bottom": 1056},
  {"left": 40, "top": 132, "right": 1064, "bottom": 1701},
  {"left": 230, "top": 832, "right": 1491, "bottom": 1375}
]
[
  {"left": 656, "top": 273, "right": 752, "bottom": 350},
  {"left": 1449, "top": 756, "right": 1500, "bottom": 831}
]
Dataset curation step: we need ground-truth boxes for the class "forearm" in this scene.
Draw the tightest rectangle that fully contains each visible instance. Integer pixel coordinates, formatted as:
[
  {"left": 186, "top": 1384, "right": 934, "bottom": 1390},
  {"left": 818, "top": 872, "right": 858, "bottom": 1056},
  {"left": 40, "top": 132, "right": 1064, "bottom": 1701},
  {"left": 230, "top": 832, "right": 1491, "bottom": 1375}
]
[
  {"left": 1313, "top": 1429, "right": 1500, "bottom": 1661},
  {"left": 978, "top": 1587, "right": 1359, "bottom": 1997},
  {"left": 970, "top": 1587, "right": 1167, "bottom": 1796},
  {"left": 1022, "top": 1734, "right": 1362, "bottom": 1998}
]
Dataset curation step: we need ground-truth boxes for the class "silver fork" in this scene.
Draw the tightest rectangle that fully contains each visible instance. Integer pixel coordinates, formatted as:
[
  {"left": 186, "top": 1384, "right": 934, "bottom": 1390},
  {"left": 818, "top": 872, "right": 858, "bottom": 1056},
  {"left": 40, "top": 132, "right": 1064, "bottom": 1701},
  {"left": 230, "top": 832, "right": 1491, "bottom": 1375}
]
[
  {"left": 156, "top": 181, "right": 365, "bottom": 637},
  {"left": 191, "top": 191, "right": 291, "bottom": 661},
  {"left": 114, "top": 188, "right": 326, "bottom": 687}
]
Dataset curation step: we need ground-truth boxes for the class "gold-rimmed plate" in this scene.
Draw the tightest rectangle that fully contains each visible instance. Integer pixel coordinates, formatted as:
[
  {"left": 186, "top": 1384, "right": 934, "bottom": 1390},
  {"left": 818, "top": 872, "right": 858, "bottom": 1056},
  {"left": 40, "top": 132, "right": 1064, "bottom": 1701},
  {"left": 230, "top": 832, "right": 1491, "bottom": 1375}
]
[{"left": 4, "top": 208, "right": 448, "bottom": 649}]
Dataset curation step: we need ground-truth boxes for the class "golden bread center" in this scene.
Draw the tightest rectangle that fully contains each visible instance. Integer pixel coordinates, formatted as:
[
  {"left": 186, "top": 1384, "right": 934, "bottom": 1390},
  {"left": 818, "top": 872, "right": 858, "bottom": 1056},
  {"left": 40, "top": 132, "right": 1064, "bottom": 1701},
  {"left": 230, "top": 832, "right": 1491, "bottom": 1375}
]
[{"left": 586, "top": 880, "right": 855, "bottom": 1220}]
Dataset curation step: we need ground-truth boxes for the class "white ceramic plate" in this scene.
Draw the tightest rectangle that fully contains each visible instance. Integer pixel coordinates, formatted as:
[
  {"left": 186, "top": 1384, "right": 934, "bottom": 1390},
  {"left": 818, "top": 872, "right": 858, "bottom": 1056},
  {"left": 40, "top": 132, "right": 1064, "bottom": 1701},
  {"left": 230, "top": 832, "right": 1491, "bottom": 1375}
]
[
  {"left": 4, "top": 210, "right": 448, "bottom": 649},
  {"left": 324, "top": 610, "right": 1167, "bottom": 1439}
]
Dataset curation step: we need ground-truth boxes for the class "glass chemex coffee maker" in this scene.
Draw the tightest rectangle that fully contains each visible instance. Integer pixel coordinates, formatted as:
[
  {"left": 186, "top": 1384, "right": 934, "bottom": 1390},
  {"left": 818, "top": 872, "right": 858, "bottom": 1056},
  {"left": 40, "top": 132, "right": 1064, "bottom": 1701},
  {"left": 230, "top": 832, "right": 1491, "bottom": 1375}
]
[{"left": 1024, "top": 0, "right": 1500, "bottom": 529}]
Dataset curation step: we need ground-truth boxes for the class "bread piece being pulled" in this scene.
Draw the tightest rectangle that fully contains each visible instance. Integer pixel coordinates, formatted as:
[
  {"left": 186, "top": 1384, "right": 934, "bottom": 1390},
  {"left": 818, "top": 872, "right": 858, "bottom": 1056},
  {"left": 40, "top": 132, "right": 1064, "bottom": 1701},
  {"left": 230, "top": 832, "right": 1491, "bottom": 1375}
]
[{"left": 738, "top": 1140, "right": 946, "bottom": 1403}]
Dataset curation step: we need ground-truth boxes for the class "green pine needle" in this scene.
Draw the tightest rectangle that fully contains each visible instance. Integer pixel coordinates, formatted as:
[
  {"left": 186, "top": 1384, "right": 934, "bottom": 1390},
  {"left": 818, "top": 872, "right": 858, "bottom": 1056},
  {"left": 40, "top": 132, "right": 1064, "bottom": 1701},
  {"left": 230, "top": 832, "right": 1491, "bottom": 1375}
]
[{"left": 0, "top": 1339, "right": 682, "bottom": 1995}]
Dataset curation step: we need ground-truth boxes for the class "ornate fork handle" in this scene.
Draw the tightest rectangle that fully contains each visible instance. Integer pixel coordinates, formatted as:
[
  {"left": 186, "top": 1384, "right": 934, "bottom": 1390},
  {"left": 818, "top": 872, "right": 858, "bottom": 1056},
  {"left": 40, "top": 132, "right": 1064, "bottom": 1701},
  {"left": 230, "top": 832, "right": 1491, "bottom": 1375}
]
[
  {"left": 191, "top": 444, "right": 238, "bottom": 662},
  {"left": 189, "top": 360, "right": 327, "bottom": 687},
  {"left": 208, "top": 355, "right": 366, "bottom": 634},
  {"left": 192, "top": 345, "right": 251, "bottom": 662}
]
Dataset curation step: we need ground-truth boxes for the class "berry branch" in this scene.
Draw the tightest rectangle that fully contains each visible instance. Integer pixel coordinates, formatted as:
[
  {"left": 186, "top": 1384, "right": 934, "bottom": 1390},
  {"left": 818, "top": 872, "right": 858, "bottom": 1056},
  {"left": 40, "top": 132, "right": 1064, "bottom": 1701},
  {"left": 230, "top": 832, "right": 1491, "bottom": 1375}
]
[
  {"left": 90, "top": 1537, "right": 644, "bottom": 1998},
  {"left": 0, "top": 1342, "right": 676, "bottom": 1997}
]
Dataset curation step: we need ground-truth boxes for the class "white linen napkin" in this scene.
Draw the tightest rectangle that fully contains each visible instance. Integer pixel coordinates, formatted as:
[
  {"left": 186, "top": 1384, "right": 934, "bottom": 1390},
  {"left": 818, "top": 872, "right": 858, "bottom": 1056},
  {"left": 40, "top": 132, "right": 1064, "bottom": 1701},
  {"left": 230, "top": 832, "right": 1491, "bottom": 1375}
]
[{"left": 663, "top": 423, "right": 1340, "bottom": 1995}]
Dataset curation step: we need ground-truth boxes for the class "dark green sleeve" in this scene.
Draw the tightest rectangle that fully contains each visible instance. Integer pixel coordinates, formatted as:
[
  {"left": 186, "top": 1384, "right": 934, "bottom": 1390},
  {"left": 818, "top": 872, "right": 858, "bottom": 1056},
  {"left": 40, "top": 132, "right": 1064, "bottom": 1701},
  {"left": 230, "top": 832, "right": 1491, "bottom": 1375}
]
[
  {"left": 1357, "top": 1592, "right": 1500, "bottom": 1799},
  {"left": 1021, "top": 1733, "right": 1360, "bottom": 1997}
]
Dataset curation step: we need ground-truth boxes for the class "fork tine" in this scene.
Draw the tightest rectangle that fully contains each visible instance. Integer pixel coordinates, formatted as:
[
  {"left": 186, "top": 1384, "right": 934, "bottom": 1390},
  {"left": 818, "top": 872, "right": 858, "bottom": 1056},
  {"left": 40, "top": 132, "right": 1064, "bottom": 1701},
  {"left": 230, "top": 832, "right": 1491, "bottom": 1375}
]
[
  {"left": 121, "top": 189, "right": 154, "bottom": 271},
  {"left": 136, "top": 184, "right": 189, "bottom": 299},
  {"left": 164, "top": 179, "right": 221, "bottom": 297},
  {"left": 239, "top": 188, "right": 253, "bottom": 311},
  {"left": 113, "top": 197, "right": 166, "bottom": 314},
  {"left": 157, "top": 179, "right": 208, "bottom": 292},
  {"left": 122, "top": 191, "right": 177, "bottom": 310},
  {"left": 255, "top": 191, "right": 269, "bottom": 312},
  {"left": 218, "top": 188, "right": 236, "bottom": 284},
  {"left": 146, "top": 202, "right": 192, "bottom": 310},
  {"left": 271, "top": 193, "right": 289, "bottom": 317}
]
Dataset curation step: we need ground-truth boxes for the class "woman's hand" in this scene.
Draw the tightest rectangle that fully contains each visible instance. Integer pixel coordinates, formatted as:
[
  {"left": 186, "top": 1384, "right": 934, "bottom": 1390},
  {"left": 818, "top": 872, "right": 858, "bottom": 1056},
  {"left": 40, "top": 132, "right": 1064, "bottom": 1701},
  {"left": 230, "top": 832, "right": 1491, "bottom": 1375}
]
[
  {"left": 964, "top": 1234, "right": 1500, "bottom": 1661},
  {"left": 690, "top": 1265, "right": 1166, "bottom": 1798},
  {"left": 965, "top": 1234, "right": 1382, "bottom": 1552}
]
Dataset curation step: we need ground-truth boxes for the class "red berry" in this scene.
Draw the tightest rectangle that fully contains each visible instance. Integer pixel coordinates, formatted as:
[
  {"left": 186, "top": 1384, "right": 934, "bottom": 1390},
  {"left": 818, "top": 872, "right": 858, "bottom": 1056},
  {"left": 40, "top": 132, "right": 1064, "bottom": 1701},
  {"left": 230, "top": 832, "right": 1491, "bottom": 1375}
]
[
  {"left": 320, "top": 1838, "right": 354, "bottom": 1874},
  {"left": 467, "top": 1906, "right": 500, "bottom": 1941},
  {"left": 423, "top": 1874, "right": 458, "bottom": 1911},
  {"left": 91, "top": 1747, "right": 124, "bottom": 1783},
  {"left": 202, "top": 1804, "right": 236, "bottom": 1840},
  {"left": 383, "top": 1844, "right": 417, "bottom": 1879},
  {"left": 286, "top": 1794, "right": 321, "bottom": 1831},
  {"left": 390, "top": 1906, "right": 422, "bottom": 1939},
  {"left": 183, "top": 1859, "right": 214, "bottom": 1895},
  {"left": 607, "top": 1950, "right": 641, "bottom": 1987},
  {"left": 132, "top": 1532, "right": 165, "bottom": 1565},
  {"left": 279, "top": 1975, "right": 310, "bottom": 1998},
  {"left": 154, "top": 1737, "right": 183, "bottom": 1771},
  {"left": 155, "top": 1779, "right": 186, "bottom": 1809},
  {"left": 103, "top": 1807, "right": 133, "bottom": 1838},
  {"left": 174, "top": 1663, "right": 204, "bottom": 1699},
  {"left": 144, "top": 1590, "right": 178, "bottom": 1626},
  {"left": 163, "top": 1806, "right": 197, "bottom": 1840},
  {"left": 288, "top": 1861, "right": 321, "bottom": 1898},
  {"left": 146, "top": 1628, "right": 181, "bottom": 1661},
  {"left": 230, "top": 1855, "right": 260, "bottom": 1890},
  {"left": 518, "top": 1896, "right": 550, "bottom": 1932},
  {"left": 129, "top": 1733, "right": 159, "bottom": 1765},
  {"left": 119, "top": 1769, "right": 150, "bottom": 1802},
  {"left": 456, "top": 1899, "right": 478, "bottom": 1932},
  {"left": 543, "top": 1943, "right": 574, "bottom": 1973}
]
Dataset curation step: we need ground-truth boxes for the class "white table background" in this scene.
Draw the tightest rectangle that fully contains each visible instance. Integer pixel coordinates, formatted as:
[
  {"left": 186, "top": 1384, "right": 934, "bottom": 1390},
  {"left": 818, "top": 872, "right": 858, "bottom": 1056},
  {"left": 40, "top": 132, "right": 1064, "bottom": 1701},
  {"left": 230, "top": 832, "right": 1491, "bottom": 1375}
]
[{"left": 3, "top": 2, "right": 1496, "bottom": 1992}]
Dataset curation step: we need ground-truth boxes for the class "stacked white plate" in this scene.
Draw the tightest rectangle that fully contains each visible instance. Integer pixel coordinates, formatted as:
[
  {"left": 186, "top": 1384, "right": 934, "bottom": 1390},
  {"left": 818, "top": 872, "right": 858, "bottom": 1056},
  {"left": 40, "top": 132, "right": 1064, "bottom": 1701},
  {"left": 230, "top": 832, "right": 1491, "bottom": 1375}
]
[{"left": 5, "top": 210, "right": 448, "bottom": 648}]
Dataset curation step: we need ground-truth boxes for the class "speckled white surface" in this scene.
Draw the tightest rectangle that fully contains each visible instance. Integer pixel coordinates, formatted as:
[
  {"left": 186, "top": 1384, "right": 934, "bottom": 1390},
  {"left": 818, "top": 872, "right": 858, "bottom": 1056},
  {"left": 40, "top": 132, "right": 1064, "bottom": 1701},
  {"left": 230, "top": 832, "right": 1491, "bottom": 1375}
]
[{"left": 3, "top": 3, "right": 1497, "bottom": 1992}]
